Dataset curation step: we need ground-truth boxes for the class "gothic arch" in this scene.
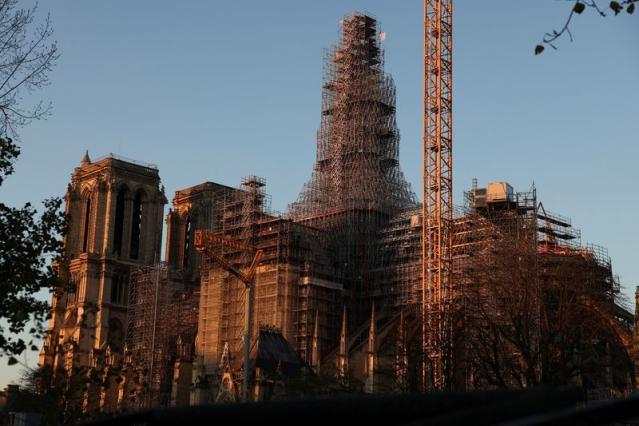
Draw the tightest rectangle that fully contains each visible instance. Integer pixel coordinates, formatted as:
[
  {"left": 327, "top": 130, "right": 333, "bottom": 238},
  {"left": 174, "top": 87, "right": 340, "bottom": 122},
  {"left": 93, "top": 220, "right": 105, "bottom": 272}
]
[
  {"left": 80, "top": 183, "right": 95, "bottom": 198},
  {"left": 110, "top": 274, "right": 127, "bottom": 305},
  {"left": 80, "top": 188, "right": 94, "bottom": 253},
  {"left": 183, "top": 212, "right": 192, "bottom": 269},
  {"left": 576, "top": 299, "right": 636, "bottom": 390},
  {"left": 129, "top": 188, "right": 147, "bottom": 260},
  {"left": 112, "top": 184, "right": 129, "bottom": 255},
  {"left": 582, "top": 299, "right": 634, "bottom": 358}
]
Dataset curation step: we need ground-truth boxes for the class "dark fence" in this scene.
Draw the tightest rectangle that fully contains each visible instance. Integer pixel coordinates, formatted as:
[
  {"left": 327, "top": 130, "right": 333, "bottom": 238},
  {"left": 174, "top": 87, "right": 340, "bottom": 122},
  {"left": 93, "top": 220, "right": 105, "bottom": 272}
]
[{"left": 84, "top": 388, "right": 639, "bottom": 426}]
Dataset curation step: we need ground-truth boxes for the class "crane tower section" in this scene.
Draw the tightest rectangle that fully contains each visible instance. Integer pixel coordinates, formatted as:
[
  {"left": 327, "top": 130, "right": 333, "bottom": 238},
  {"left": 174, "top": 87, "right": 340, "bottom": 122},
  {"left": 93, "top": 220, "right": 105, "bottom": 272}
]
[{"left": 422, "top": 0, "right": 453, "bottom": 390}]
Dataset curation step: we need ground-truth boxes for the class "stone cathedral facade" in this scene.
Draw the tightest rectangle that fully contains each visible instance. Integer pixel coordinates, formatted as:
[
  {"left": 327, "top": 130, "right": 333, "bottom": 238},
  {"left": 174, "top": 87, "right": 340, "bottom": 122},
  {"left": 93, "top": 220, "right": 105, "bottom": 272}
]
[{"left": 39, "top": 152, "right": 166, "bottom": 382}]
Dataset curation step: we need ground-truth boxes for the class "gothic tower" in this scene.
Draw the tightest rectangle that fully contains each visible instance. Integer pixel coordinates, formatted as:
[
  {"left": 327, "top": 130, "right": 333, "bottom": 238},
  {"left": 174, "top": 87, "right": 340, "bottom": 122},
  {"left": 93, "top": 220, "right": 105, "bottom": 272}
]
[
  {"left": 40, "top": 152, "right": 166, "bottom": 373},
  {"left": 165, "top": 182, "right": 235, "bottom": 276}
]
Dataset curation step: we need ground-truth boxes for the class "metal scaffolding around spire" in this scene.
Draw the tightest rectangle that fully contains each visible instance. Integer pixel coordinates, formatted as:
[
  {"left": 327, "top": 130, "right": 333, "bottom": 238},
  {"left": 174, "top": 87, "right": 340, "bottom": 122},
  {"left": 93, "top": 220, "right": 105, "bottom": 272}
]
[
  {"left": 287, "top": 13, "right": 417, "bottom": 325},
  {"left": 287, "top": 13, "right": 416, "bottom": 221}
]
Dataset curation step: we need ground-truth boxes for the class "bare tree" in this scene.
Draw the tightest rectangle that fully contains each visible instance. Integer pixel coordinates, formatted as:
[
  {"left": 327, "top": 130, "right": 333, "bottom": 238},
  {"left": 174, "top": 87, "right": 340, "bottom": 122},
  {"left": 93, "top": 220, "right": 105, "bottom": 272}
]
[
  {"left": 537, "top": 251, "right": 632, "bottom": 392},
  {"left": 0, "top": 0, "right": 58, "bottom": 137},
  {"left": 456, "top": 226, "right": 543, "bottom": 389},
  {"left": 455, "top": 211, "right": 633, "bottom": 392}
]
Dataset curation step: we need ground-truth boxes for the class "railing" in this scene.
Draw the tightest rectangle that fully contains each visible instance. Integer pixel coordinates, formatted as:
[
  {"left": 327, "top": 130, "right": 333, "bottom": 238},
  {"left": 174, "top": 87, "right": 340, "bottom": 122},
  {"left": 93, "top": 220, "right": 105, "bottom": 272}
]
[
  {"left": 584, "top": 243, "right": 611, "bottom": 269},
  {"left": 91, "top": 153, "right": 159, "bottom": 171}
]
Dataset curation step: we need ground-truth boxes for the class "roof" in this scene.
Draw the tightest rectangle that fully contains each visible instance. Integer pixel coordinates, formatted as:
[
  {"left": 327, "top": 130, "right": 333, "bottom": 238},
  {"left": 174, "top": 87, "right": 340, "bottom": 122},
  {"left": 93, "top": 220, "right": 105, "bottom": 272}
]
[{"left": 244, "top": 329, "right": 304, "bottom": 375}]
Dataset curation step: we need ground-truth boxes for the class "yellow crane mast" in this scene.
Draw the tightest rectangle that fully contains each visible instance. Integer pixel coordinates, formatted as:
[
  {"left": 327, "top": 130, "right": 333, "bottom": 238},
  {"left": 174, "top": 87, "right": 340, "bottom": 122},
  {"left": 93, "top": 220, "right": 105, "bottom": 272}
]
[{"left": 422, "top": 0, "right": 453, "bottom": 391}]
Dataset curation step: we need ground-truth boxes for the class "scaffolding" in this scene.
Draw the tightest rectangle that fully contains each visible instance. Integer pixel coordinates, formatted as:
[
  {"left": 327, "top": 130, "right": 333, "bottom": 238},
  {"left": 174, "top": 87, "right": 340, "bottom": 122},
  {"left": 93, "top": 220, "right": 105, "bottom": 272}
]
[
  {"left": 376, "top": 210, "right": 422, "bottom": 307},
  {"left": 123, "top": 10, "right": 631, "bottom": 399},
  {"left": 286, "top": 13, "right": 416, "bottom": 327},
  {"left": 288, "top": 13, "right": 415, "bottom": 219},
  {"left": 197, "top": 179, "right": 266, "bottom": 369},
  {"left": 126, "top": 263, "right": 199, "bottom": 408},
  {"left": 196, "top": 175, "right": 342, "bottom": 379}
]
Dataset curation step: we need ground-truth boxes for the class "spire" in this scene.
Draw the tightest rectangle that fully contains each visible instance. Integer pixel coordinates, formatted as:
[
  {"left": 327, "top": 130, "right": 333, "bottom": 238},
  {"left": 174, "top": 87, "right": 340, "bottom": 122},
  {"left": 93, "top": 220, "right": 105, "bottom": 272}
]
[
  {"left": 368, "top": 302, "right": 376, "bottom": 356},
  {"left": 311, "top": 309, "right": 321, "bottom": 374},
  {"left": 81, "top": 150, "right": 91, "bottom": 166},
  {"left": 365, "top": 302, "right": 376, "bottom": 393},
  {"left": 219, "top": 341, "right": 231, "bottom": 370},
  {"left": 395, "top": 309, "right": 408, "bottom": 390},
  {"left": 287, "top": 13, "right": 416, "bottom": 220},
  {"left": 338, "top": 306, "right": 348, "bottom": 383}
]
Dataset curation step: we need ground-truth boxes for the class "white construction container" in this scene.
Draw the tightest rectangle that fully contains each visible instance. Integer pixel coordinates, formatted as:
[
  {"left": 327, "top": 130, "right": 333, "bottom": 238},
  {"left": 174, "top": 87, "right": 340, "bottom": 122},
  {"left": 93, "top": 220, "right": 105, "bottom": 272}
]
[{"left": 486, "top": 182, "right": 514, "bottom": 203}]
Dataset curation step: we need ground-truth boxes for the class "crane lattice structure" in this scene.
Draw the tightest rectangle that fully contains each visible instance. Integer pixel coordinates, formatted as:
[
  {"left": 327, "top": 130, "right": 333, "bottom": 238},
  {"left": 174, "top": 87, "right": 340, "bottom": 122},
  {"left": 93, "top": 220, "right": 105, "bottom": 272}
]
[{"left": 422, "top": 0, "right": 453, "bottom": 391}]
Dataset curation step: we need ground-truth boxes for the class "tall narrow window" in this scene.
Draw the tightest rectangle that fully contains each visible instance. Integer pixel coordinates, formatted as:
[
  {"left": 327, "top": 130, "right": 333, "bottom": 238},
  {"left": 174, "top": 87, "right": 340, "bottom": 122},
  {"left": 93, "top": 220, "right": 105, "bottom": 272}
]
[
  {"left": 110, "top": 275, "right": 127, "bottom": 305},
  {"left": 129, "top": 191, "right": 143, "bottom": 259},
  {"left": 82, "top": 196, "right": 92, "bottom": 253},
  {"left": 121, "top": 277, "right": 128, "bottom": 305},
  {"left": 110, "top": 275, "right": 120, "bottom": 304},
  {"left": 113, "top": 188, "right": 126, "bottom": 255},
  {"left": 183, "top": 215, "right": 191, "bottom": 269}
]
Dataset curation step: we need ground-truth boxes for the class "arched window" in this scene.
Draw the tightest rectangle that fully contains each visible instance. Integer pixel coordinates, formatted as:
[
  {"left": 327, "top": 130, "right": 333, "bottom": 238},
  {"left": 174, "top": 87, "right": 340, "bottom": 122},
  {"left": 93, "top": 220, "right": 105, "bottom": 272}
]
[
  {"left": 67, "top": 274, "right": 79, "bottom": 306},
  {"left": 183, "top": 214, "right": 191, "bottom": 269},
  {"left": 82, "top": 196, "right": 92, "bottom": 253},
  {"left": 110, "top": 274, "right": 128, "bottom": 305},
  {"left": 130, "top": 191, "right": 143, "bottom": 260},
  {"left": 113, "top": 187, "right": 127, "bottom": 255}
]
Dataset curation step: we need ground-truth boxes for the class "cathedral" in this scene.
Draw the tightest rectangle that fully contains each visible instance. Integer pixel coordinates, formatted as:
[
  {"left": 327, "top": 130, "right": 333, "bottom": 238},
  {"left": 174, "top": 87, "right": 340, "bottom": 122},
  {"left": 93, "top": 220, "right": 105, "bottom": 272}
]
[{"left": 39, "top": 13, "right": 638, "bottom": 415}]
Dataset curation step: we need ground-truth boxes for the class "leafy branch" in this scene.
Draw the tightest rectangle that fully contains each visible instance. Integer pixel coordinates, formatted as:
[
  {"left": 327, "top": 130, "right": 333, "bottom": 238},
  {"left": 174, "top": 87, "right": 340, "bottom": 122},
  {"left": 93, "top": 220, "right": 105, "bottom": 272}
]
[{"left": 535, "top": 0, "right": 636, "bottom": 55}]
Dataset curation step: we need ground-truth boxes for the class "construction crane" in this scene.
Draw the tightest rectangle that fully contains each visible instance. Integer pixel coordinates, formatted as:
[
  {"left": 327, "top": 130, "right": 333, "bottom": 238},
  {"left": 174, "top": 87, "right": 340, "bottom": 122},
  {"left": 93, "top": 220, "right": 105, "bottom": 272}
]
[
  {"left": 195, "top": 230, "right": 264, "bottom": 402},
  {"left": 422, "top": 0, "right": 453, "bottom": 391}
]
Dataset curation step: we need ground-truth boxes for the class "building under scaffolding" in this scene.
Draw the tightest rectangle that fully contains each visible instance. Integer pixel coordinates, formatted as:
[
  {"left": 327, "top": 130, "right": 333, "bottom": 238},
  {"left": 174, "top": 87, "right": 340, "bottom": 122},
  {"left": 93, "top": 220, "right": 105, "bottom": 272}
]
[
  {"left": 189, "top": 177, "right": 342, "bottom": 403},
  {"left": 39, "top": 11, "right": 638, "bottom": 418},
  {"left": 122, "top": 11, "right": 635, "bottom": 406},
  {"left": 288, "top": 13, "right": 417, "bottom": 325},
  {"left": 324, "top": 179, "right": 635, "bottom": 393},
  {"left": 126, "top": 264, "right": 199, "bottom": 408}
]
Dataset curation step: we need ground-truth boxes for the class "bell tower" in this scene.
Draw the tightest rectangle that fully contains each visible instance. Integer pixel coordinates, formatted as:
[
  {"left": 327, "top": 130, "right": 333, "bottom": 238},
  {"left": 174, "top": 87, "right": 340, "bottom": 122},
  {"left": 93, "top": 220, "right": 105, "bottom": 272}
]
[{"left": 40, "top": 152, "right": 166, "bottom": 372}]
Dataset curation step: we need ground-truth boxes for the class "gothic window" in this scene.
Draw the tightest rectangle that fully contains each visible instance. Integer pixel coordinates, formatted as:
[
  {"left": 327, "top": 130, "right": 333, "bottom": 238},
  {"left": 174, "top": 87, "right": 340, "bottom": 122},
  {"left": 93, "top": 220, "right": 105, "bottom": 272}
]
[
  {"left": 66, "top": 274, "right": 78, "bottom": 306},
  {"left": 82, "top": 195, "right": 92, "bottom": 253},
  {"left": 129, "top": 190, "right": 144, "bottom": 260},
  {"left": 183, "top": 214, "right": 191, "bottom": 269},
  {"left": 110, "top": 274, "right": 128, "bottom": 305},
  {"left": 113, "top": 187, "right": 127, "bottom": 255}
]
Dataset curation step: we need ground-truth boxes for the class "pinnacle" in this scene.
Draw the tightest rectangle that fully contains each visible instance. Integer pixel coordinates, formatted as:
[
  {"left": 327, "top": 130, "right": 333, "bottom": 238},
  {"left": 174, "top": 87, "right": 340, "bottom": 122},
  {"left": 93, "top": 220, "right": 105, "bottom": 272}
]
[{"left": 81, "top": 149, "right": 91, "bottom": 165}]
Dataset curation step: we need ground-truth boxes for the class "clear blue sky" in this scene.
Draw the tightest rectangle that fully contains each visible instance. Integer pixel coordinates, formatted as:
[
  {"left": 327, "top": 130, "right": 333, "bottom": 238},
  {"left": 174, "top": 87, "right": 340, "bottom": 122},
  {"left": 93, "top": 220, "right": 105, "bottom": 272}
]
[{"left": 0, "top": 1, "right": 637, "bottom": 386}]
